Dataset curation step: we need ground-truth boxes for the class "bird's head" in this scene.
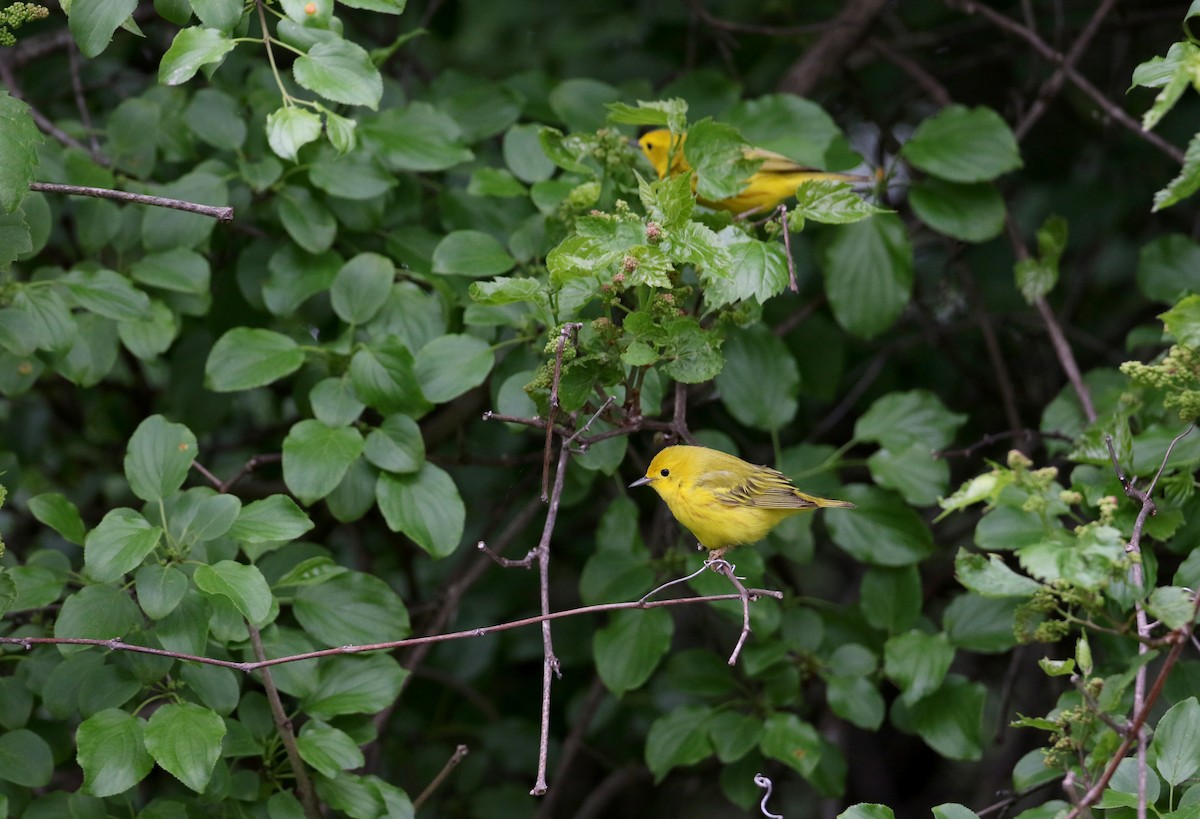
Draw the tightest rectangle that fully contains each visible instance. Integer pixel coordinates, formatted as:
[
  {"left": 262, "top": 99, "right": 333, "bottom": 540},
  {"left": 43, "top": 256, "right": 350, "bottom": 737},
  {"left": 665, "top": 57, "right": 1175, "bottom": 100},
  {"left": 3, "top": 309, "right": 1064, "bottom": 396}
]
[{"left": 635, "top": 129, "right": 683, "bottom": 179}]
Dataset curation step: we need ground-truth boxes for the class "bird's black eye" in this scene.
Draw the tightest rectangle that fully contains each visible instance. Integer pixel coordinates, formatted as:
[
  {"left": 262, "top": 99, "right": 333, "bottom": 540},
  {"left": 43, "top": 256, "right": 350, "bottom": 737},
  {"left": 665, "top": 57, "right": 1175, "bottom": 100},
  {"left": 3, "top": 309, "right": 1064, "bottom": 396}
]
[{"left": 660, "top": 468, "right": 670, "bottom": 477}]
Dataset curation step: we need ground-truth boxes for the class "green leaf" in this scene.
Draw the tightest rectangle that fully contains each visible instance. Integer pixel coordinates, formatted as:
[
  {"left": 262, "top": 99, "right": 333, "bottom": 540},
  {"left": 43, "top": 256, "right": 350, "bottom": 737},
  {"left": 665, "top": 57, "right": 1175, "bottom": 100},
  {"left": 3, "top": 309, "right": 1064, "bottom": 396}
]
[
  {"left": 363, "top": 414, "right": 424, "bottom": 473},
  {"left": 331, "top": 253, "right": 395, "bottom": 324},
  {"left": 54, "top": 584, "right": 141, "bottom": 652},
  {"left": 727, "top": 94, "right": 856, "bottom": 169},
  {"left": 715, "top": 323, "right": 798, "bottom": 431},
  {"left": 1146, "top": 586, "right": 1197, "bottom": 629},
  {"left": 294, "top": 571, "right": 410, "bottom": 647},
  {"left": 827, "top": 675, "right": 885, "bottom": 730},
  {"left": 954, "top": 550, "right": 1042, "bottom": 598},
  {"left": 661, "top": 315, "right": 724, "bottom": 384},
  {"left": 908, "top": 179, "right": 1005, "bottom": 242},
  {"left": 884, "top": 631, "right": 954, "bottom": 705},
  {"left": 118, "top": 300, "right": 178, "bottom": 360},
  {"left": 594, "top": 608, "right": 673, "bottom": 696},
  {"left": 905, "top": 675, "right": 985, "bottom": 760},
  {"left": 310, "top": 377, "right": 365, "bottom": 427},
  {"left": 838, "top": 807, "right": 896, "bottom": 819},
  {"left": 0, "top": 729, "right": 53, "bottom": 787},
  {"left": 310, "top": 151, "right": 393, "bottom": 199},
  {"left": 278, "top": 186, "right": 336, "bottom": 254},
  {"left": 229, "top": 495, "right": 315, "bottom": 543},
  {"left": 792, "top": 180, "right": 890, "bottom": 225},
  {"left": 548, "top": 78, "right": 621, "bottom": 132},
  {"left": 469, "top": 276, "right": 547, "bottom": 306},
  {"left": 760, "top": 712, "right": 821, "bottom": 777},
  {"left": 703, "top": 231, "right": 789, "bottom": 308},
  {"left": 184, "top": 88, "right": 246, "bottom": 149},
  {"left": 77, "top": 709, "right": 153, "bottom": 797},
  {"left": 1015, "top": 215, "right": 1067, "bottom": 304},
  {"left": 707, "top": 711, "right": 762, "bottom": 763},
  {"left": 124, "top": 414, "right": 198, "bottom": 503},
  {"left": 192, "top": 560, "right": 273, "bottom": 625},
  {"left": 293, "top": 39, "right": 382, "bottom": 109},
  {"left": 645, "top": 706, "right": 714, "bottom": 782},
  {"left": 266, "top": 106, "right": 323, "bottom": 162},
  {"left": 205, "top": 328, "right": 305, "bottom": 391},
  {"left": 1152, "top": 697, "right": 1200, "bottom": 786},
  {"left": 84, "top": 508, "right": 163, "bottom": 583},
  {"left": 1137, "top": 234, "right": 1200, "bottom": 304},
  {"left": 158, "top": 27, "right": 237, "bottom": 84},
  {"left": 134, "top": 564, "right": 189, "bottom": 620},
  {"left": 686, "top": 119, "right": 760, "bottom": 202},
  {"left": 1153, "top": 131, "right": 1200, "bottom": 212},
  {"left": 859, "top": 565, "right": 921, "bottom": 633},
  {"left": 821, "top": 214, "right": 913, "bottom": 339},
  {"left": 364, "top": 102, "right": 473, "bottom": 171},
  {"left": 297, "top": 722, "right": 365, "bottom": 778},
  {"left": 70, "top": 0, "right": 137, "bottom": 57},
  {"left": 64, "top": 268, "right": 151, "bottom": 320},
  {"left": 867, "top": 443, "right": 950, "bottom": 506},
  {"left": 901, "top": 105, "right": 1022, "bottom": 183},
  {"left": 262, "top": 244, "right": 341, "bottom": 316},
  {"left": 349, "top": 340, "right": 432, "bottom": 417},
  {"left": 0, "top": 93, "right": 43, "bottom": 214},
  {"left": 303, "top": 654, "right": 408, "bottom": 719},
  {"left": 144, "top": 703, "right": 226, "bottom": 793},
  {"left": 282, "top": 420, "right": 365, "bottom": 505},
  {"left": 1134, "top": 42, "right": 1200, "bottom": 130},
  {"left": 855, "top": 389, "right": 967, "bottom": 451},
  {"left": 827, "top": 485, "right": 934, "bottom": 566},
  {"left": 932, "top": 805, "right": 980, "bottom": 819},
  {"left": 1161, "top": 294, "right": 1200, "bottom": 347},
  {"left": 504, "top": 123, "right": 556, "bottom": 183},
  {"left": 413, "top": 333, "right": 494, "bottom": 403},
  {"left": 28, "top": 492, "right": 87, "bottom": 545},
  {"left": 432, "top": 230, "right": 515, "bottom": 277},
  {"left": 376, "top": 463, "right": 465, "bottom": 558},
  {"left": 59, "top": 313, "right": 119, "bottom": 386}
]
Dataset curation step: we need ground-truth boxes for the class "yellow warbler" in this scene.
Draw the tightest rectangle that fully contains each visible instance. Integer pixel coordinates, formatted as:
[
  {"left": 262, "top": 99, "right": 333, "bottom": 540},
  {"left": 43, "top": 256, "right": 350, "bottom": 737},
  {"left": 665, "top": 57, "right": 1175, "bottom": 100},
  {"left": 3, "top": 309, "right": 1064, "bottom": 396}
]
[
  {"left": 637, "top": 129, "right": 864, "bottom": 215},
  {"left": 629, "top": 445, "right": 853, "bottom": 557}
]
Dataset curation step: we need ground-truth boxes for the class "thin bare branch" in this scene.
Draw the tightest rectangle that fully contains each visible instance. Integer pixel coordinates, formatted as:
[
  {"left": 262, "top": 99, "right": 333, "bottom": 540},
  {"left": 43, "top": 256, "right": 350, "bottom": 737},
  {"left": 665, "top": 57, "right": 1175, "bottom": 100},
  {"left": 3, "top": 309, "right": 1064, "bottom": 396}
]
[
  {"left": 249, "top": 625, "right": 320, "bottom": 819},
  {"left": 29, "top": 182, "right": 234, "bottom": 222},
  {"left": 412, "top": 745, "right": 469, "bottom": 811}
]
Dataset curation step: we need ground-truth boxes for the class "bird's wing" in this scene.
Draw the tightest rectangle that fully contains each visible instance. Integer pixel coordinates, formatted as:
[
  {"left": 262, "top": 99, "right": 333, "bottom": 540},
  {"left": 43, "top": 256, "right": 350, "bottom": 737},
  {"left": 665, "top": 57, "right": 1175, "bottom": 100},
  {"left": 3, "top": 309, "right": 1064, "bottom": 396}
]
[
  {"left": 702, "top": 466, "right": 820, "bottom": 510},
  {"left": 744, "top": 147, "right": 817, "bottom": 174}
]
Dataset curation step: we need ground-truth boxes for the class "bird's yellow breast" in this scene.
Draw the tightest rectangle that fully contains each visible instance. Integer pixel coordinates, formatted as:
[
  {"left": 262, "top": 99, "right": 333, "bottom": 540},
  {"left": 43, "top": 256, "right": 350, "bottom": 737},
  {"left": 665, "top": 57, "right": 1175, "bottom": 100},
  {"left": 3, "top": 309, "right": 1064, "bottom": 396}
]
[{"left": 652, "top": 473, "right": 798, "bottom": 550}]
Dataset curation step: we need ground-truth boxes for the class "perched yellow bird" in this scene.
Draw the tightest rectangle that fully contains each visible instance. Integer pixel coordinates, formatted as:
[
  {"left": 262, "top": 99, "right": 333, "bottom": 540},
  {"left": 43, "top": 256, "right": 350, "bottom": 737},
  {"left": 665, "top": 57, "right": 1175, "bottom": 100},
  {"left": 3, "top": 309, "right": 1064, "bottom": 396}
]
[
  {"left": 629, "top": 445, "right": 854, "bottom": 558},
  {"left": 637, "top": 129, "right": 865, "bottom": 215}
]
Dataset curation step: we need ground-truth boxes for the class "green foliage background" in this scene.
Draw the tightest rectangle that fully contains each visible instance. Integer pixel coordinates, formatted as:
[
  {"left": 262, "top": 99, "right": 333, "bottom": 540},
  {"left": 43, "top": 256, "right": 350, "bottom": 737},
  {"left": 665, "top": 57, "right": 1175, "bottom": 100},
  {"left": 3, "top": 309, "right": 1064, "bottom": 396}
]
[{"left": 1, "top": 1, "right": 1199, "bottom": 818}]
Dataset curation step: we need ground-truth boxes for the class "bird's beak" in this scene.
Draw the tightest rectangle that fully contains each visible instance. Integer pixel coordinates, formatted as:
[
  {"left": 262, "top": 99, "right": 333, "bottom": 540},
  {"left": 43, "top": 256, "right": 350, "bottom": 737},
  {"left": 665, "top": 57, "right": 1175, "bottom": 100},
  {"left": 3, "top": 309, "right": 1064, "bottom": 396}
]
[
  {"left": 629, "top": 475, "right": 652, "bottom": 488},
  {"left": 628, "top": 137, "right": 641, "bottom": 149}
]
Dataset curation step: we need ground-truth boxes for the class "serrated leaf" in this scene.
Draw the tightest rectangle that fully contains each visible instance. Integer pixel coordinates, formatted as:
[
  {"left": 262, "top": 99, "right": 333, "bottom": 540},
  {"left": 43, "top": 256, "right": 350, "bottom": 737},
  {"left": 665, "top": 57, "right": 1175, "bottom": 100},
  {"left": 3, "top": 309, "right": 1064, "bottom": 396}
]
[
  {"left": 792, "top": 180, "right": 889, "bottom": 225},
  {"left": 77, "top": 709, "right": 153, "bottom": 797},
  {"left": 954, "top": 550, "right": 1042, "bottom": 598},
  {"left": 144, "top": 703, "right": 226, "bottom": 793},
  {"left": 266, "top": 106, "right": 323, "bottom": 162},
  {"left": 70, "top": 0, "right": 138, "bottom": 57},
  {"left": 0, "top": 93, "right": 43, "bottom": 213}
]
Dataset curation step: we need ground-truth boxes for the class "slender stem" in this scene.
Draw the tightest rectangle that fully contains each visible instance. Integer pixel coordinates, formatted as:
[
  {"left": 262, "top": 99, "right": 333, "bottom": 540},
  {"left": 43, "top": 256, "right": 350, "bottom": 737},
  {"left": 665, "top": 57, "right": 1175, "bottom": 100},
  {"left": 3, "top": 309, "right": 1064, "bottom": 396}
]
[
  {"left": 412, "top": 744, "right": 469, "bottom": 811},
  {"left": 530, "top": 443, "right": 570, "bottom": 796},
  {"left": 249, "top": 625, "right": 320, "bottom": 819}
]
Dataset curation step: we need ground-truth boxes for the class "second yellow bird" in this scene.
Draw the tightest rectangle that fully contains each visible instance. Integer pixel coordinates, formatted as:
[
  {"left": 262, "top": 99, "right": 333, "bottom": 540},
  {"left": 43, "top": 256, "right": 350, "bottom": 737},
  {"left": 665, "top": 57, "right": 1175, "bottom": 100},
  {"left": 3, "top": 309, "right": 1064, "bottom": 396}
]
[
  {"left": 637, "top": 129, "right": 863, "bottom": 215},
  {"left": 630, "top": 445, "right": 853, "bottom": 558}
]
